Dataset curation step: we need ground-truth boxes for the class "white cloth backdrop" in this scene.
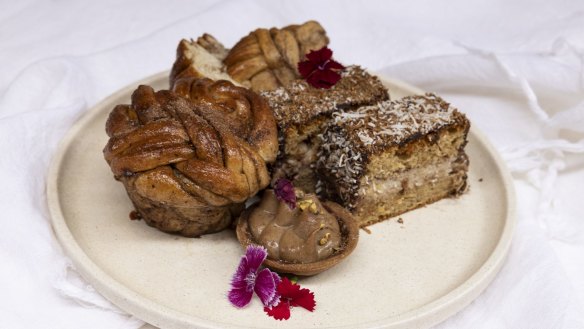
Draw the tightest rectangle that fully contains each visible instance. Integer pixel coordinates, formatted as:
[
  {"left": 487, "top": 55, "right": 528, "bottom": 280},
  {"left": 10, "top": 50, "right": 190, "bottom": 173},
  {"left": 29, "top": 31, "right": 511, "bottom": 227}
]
[{"left": 1, "top": 0, "right": 583, "bottom": 328}]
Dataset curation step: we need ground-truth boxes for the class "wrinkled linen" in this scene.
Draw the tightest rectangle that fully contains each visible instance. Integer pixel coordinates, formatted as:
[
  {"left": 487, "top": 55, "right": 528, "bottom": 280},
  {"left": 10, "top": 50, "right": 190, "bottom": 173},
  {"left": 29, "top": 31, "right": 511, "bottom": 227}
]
[{"left": 1, "top": 0, "right": 583, "bottom": 328}]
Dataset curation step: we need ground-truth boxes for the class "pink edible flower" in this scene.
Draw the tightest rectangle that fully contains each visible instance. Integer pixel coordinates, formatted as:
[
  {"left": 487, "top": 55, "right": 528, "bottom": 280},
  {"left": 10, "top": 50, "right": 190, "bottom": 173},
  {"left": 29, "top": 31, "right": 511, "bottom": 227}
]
[{"left": 228, "top": 245, "right": 281, "bottom": 308}]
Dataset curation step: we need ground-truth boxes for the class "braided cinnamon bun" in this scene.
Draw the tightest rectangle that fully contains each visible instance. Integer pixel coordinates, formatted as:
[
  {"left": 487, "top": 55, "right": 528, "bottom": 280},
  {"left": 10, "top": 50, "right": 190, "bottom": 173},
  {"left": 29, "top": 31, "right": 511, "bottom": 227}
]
[{"left": 103, "top": 79, "right": 278, "bottom": 237}]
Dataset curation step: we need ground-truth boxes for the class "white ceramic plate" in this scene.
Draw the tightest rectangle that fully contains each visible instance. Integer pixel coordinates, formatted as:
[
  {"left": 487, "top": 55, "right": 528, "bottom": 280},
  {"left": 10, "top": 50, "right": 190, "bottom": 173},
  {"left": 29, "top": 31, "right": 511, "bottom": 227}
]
[{"left": 47, "top": 72, "right": 515, "bottom": 329}]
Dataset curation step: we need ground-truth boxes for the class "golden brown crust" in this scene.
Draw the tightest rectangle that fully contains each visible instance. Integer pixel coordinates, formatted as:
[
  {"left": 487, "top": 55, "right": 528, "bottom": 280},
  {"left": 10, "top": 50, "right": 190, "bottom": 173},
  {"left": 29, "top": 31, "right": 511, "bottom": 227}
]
[
  {"left": 171, "top": 77, "right": 278, "bottom": 163},
  {"left": 103, "top": 81, "right": 278, "bottom": 237},
  {"left": 284, "top": 20, "right": 329, "bottom": 56}
]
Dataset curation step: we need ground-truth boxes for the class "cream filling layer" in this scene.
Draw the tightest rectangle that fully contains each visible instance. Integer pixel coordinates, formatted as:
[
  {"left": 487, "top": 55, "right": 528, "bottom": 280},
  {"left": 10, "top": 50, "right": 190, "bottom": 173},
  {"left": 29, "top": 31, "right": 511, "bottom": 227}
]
[{"left": 359, "top": 158, "right": 455, "bottom": 198}]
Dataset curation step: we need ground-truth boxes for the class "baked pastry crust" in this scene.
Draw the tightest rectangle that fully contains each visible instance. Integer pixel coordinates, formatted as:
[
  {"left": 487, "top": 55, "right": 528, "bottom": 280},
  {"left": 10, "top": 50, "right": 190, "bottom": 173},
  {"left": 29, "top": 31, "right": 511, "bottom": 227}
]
[
  {"left": 103, "top": 80, "right": 278, "bottom": 237},
  {"left": 171, "top": 77, "right": 279, "bottom": 163}
]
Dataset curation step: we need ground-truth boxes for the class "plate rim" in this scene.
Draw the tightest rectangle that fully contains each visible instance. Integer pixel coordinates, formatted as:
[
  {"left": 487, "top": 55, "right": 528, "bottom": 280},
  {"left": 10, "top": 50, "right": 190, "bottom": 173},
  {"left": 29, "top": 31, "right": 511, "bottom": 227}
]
[{"left": 47, "top": 71, "right": 516, "bottom": 329}]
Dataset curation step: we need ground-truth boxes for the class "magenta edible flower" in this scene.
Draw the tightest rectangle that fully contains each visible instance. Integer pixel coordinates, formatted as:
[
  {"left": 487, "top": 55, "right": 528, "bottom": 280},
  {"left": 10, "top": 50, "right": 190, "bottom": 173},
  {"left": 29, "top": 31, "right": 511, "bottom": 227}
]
[{"left": 228, "top": 245, "right": 281, "bottom": 308}]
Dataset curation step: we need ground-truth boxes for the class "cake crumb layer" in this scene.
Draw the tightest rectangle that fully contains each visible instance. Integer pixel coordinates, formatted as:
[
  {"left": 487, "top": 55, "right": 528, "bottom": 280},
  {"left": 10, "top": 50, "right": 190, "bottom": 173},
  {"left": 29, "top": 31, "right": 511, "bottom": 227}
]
[{"left": 317, "top": 93, "right": 470, "bottom": 224}]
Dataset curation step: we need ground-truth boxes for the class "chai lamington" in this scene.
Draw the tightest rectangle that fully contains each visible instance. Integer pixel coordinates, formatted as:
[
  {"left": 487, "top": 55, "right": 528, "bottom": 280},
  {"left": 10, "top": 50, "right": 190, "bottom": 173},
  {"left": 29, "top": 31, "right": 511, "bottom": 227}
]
[
  {"left": 316, "top": 93, "right": 470, "bottom": 226},
  {"left": 261, "top": 65, "right": 389, "bottom": 192}
]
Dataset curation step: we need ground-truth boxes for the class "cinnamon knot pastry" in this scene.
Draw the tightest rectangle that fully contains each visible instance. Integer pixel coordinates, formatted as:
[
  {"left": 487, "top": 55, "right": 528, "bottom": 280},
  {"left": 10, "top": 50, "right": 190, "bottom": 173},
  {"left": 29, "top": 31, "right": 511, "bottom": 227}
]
[{"left": 103, "top": 79, "right": 278, "bottom": 237}]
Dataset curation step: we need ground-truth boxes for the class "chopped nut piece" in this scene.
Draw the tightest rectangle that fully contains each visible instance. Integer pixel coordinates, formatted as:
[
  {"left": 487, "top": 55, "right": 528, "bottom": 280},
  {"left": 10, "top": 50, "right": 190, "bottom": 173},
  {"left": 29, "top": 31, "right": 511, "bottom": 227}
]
[
  {"left": 319, "top": 232, "right": 331, "bottom": 245},
  {"left": 309, "top": 202, "right": 319, "bottom": 214},
  {"left": 297, "top": 197, "right": 320, "bottom": 214},
  {"left": 298, "top": 199, "right": 313, "bottom": 211}
]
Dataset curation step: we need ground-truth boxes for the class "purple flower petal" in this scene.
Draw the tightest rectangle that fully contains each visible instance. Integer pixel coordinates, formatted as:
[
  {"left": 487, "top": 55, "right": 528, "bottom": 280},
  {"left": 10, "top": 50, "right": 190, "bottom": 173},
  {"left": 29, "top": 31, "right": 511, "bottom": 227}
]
[
  {"left": 228, "top": 245, "right": 267, "bottom": 308},
  {"left": 274, "top": 178, "right": 296, "bottom": 209},
  {"left": 228, "top": 285, "right": 253, "bottom": 308},
  {"left": 254, "top": 268, "right": 278, "bottom": 307},
  {"left": 266, "top": 271, "right": 282, "bottom": 307},
  {"left": 231, "top": 256, "right": 249, "bottom": 286},
  {"left": 228, "top": 254, "right": 253, "bottom": 308},
  {"left": 228, "top": 245, "right": 277, "bottom": 309},
  {"left": 271, "top": 271, "right": 281, "bottom": 286},
  {"left": 245, "top": 245, "right": 268, "bottom": 273}
]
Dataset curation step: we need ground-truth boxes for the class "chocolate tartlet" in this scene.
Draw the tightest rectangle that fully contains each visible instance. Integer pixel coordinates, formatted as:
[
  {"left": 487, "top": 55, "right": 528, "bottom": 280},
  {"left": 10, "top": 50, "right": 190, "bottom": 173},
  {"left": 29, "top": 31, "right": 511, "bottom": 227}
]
[{"left": 236, "top": 189, "right": 359, "bottom": 276}]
